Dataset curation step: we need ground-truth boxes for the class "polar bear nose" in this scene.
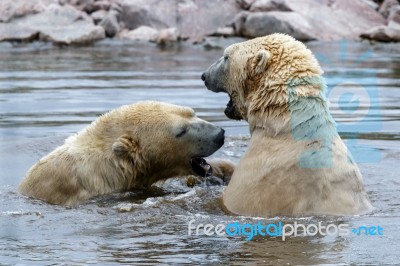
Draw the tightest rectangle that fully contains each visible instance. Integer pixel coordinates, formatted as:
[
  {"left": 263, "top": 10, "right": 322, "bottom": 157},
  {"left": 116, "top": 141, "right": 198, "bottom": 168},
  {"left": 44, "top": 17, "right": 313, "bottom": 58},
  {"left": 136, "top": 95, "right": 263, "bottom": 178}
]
[
  {"left": 201, "top": 72, "right": 206, "bottom": 81},
  {"left": 213, "top": 128, "right": 225, "bottom": 146}
]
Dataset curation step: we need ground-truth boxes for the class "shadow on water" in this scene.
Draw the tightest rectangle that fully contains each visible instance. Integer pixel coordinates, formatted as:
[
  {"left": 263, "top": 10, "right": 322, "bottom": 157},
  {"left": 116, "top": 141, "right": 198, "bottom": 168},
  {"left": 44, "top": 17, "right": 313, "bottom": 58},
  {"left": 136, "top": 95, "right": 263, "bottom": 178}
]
[{"left": 0, "top": 40, "right": 399, "bottom": 264}]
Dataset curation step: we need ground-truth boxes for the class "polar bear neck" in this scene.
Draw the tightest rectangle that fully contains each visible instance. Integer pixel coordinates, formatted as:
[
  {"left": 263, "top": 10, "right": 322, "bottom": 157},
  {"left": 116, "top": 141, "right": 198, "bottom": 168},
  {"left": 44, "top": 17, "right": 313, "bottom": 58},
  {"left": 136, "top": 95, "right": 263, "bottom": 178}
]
[{"left": 248, "top": 87, "right": 338, "bottom": 142}]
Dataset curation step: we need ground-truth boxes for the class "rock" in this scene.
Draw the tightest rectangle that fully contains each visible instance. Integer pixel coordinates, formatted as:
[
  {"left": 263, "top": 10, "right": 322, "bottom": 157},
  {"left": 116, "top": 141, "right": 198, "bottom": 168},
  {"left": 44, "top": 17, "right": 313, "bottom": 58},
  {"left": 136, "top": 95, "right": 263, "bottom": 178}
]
[
  {"left": 360, "top": 0, "right": 379, "bottom": 11},
  {"left": 120, "top": 0, "right": 177, "bottom": 30},
  {"left": 284, "top": 0, "right": 386, "bottom": 40},
  {"left": 91, "top": 9, "right": 108, "bottom": 24},
  {"left": 157, "top": 27, "right": 179, "bottom": 46},
  {"left": 386, "top": 20, "right": 400, "bottom": 40},
  {"left": 202, "top": 36, "right": 248, "bottom": 50},
  {"left": 178, "top": 0, "right": 241, "bottom": 42},
  {"left": 379, "top": 0, "right": 399, "bottom": 18},
  {"left": 39, "top": 20, "right": 105, "bottom": 44},
  {"left": 11, "top": 4, "right": 105, "bottom": 44},
  {"left": 234, "top": 11, "right": 316, "bottom": 41},
  {"left": 213, "top": 26, "right": 235, "bottom": 37},
  {"left": 388, "top": 5, "right": 400, "bottom": 24},
  {"left": 118, "top": 26, "right": 159, "bottom": 41},
  {"left": 120, "top": 0, "right": 241, "bottom": 42},
  {"left": 360, "top": 25, "right": 394, "bottom": 41},
  {"left": 249, "top": 0, "right": 292, "bottom": 12},
  {"left": 99, "top": 10, "right": 120, "bottom": 37},
  {"left": 0, "top": 0, "right": 57, "bottom": 23},
  {"left": 235, "top": 0, "right": 257, "bottom": 10},
  {"left": 63, "top": 0, "right": 94, "bottom": 12},
  {"left": 0, "top": 23, "right": 38, "bottom": 42},
  {"left": 361, "top": 1, "right": 400, "bottom": 42}
]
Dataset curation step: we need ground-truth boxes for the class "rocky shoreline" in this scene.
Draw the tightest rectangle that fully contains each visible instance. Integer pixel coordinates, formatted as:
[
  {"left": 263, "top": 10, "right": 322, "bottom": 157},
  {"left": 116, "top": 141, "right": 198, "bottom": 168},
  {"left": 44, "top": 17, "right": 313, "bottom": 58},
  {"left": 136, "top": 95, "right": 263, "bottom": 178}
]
[{"left": 0, "top": 0, "right": 399, "bottom": 46}]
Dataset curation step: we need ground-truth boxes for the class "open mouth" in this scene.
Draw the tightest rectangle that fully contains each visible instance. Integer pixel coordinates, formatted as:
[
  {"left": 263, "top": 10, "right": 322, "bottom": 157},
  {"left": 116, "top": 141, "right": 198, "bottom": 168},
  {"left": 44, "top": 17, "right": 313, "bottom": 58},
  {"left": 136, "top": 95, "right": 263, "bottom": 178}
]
[
  {"left": 190, "top": 157, "right": 212, "bottom": 177},
  {"left": 224, "top": 95, "right": 242, "bottom": 120}
]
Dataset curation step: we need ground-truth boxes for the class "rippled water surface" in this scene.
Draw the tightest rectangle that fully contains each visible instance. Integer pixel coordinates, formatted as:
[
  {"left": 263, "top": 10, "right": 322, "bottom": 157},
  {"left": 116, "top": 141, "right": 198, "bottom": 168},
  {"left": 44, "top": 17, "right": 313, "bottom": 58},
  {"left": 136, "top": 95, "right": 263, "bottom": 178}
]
[{"left": 0, "top": 40, "right": 399, "bottom": 265}]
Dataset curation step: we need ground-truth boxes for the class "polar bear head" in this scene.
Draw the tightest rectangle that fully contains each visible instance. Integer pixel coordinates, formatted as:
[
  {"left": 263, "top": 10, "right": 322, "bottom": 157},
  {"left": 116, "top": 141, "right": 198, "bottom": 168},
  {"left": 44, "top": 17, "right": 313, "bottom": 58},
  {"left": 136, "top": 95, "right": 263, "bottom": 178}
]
[{"left": 201, "top": 33, "right": 324, "bottom": 129}]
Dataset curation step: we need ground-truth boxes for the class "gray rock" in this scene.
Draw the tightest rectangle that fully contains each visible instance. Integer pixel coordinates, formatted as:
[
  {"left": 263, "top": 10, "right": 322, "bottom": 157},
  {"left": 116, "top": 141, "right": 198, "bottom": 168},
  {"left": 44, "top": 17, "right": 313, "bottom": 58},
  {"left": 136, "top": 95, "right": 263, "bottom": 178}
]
[
  {"left": 360, "top": 25, "right": 394, "bottom": 41},
  {"left": 213, "top": 26, "right": 236, "bottom": 37},
  {"left": 0, "top": 0, "right": 57, "bottom": 23},
  {"left": 39, "top": 20, "right": 105, "bottom": 44},
  {"left": 118, "top": 26, "right": 159, "bottom": 41},
  {"left": 11, "top": 4, "right": 105, "bottom": 44},
  {"left": 157, "top": 27, "right": 179, "bottom": 45},
  {"left": 120, "top": 0, "right": 241, "bottom": 42},
  {"left": 91, "top": 10, "right": 108, "bottom": 24},
  {"left": 120, "top": 0, "right": 177, "bottom": 30},
  {"left": 249, "top": 0, "right": 292, "bottom": 12},
  {"left": 379, "top": 0, "right": 399, "bottom": 18},
  {"left": 0, "top": 23, "right": 38, "bottom": 42},
  {"left": 284, "top": 0, "right": 385, "bottom": 40},
  {"left": 234, "top": 11, "right": 316, "bottom": 41},
  {"left": 235, "top": 0, "right": 257, "bottom": 10},
  {"left": 386, "top": 20, "right": 400, "bottom": 41},
  {"left": 388, "top": 5, "right": 400, "bottom": 24},
  {"left": 178, "top": 0, "right": 241, "bottom": 42},
  {"left": 99, "top": 10, "right": 120, "bottom": 37},
  {"left": 202, "top": 36, "right": 248, "bottom": 50}
]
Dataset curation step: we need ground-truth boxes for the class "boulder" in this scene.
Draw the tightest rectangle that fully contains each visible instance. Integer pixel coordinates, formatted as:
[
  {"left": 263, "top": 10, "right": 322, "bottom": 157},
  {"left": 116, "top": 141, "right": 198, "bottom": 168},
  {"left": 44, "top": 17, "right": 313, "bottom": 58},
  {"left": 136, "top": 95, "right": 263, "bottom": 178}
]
[
  {"left": 379, "top": 0, "right": 399, "bottom": 18},
  {"left": 118, "top": 26, "right": 159, "bottom": 41},
  {"left": 0, "top": 0, "right": 57, "bottom": 23},
  {"left": 360, "top": 25, "right": 394, "bottom": 41},
  {"left": 249, "top": 0, "right": 292, "bottom": 12},
  {"left": 0, "top": 23, "right": 38, "bottom": 42},
  {"left": 234, "top": 11, "right": 316, "bottom": 41},
  {"left": 91, "top": 9, "right": 108, "bottom": 24},
  {"left": 11, "top": 4, "right": 105, "bottom": 44},
  {"left": 283, "top": 0, "right": 386, "bottom": 40},
  {"left": 157, "top": 27, "right": 179, "bottom": 45},
  {"left": 39, "top": 20, "right": 105, "bottom": 44},
  {"left": 235, "top": 0, "right": 257, "bottom": 10},
  {"left": 120, "top": 0, "right": 241, "bottom": 42},
  {"left": 177, "top": 0, "right": 241, "bottom": 42},
  {"left": 99, "top": 9, "right": 120, "bottom": 37},
  {"left": 120, "top": 0, "right": 177, "bottom": 30}
]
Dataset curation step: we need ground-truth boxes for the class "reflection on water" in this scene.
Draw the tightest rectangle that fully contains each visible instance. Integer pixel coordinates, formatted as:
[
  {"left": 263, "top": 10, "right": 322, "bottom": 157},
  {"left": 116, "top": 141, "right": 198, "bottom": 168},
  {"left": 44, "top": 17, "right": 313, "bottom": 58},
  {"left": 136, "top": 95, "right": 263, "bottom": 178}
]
[{"left": 0, "top": 40, "right": 399, "bottom": 264}]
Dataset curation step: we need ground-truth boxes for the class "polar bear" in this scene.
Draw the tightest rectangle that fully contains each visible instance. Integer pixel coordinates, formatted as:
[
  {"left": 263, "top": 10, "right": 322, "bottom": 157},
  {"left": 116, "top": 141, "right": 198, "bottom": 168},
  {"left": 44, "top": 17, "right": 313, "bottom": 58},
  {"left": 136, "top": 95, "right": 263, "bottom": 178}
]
[
  {"left": 201, "top": 33, "right": 373, "bottom": 216},
  {"left": 19, "top": 101, "right": 234, "bottom": 206}
]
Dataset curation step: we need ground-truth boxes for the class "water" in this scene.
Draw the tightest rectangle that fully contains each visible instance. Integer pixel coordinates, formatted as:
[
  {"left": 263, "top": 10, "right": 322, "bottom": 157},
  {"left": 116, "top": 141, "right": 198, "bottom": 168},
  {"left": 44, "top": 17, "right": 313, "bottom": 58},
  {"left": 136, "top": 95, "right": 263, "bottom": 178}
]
[{"left": 0, "top": 40, "right": 399, "bottom": 265}]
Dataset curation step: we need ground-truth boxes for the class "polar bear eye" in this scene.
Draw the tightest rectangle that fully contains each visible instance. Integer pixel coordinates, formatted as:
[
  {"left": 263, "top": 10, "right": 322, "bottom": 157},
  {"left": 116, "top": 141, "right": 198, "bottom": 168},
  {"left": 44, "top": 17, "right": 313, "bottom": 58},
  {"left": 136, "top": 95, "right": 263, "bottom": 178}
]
[
  {"left": 224, "top": 55, "right": 229, "bottom": 61},
  {"left": 176, "top": 128, "right": 187, "bottom": 138}
]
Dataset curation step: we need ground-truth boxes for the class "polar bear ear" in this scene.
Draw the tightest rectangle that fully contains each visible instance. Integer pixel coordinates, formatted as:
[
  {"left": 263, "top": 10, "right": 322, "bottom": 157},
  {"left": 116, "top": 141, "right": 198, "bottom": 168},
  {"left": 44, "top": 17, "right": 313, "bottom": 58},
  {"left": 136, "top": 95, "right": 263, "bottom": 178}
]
[
  {"left": 112, "top": 135, "right": 140, "bottom": 158},
  {"left": 254, "top": 50, "right": 270, "bottom": 74}
]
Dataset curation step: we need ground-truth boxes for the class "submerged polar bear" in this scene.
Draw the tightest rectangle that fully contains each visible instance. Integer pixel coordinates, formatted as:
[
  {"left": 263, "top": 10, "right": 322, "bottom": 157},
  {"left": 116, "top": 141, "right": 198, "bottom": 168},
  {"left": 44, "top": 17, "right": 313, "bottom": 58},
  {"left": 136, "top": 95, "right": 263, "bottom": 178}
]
[
  {"left": 202, "top": 33, "right": 373, "bottom": 216},
  {"left": 19, "top": 101, "right": 234, "bottom": 206}
]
